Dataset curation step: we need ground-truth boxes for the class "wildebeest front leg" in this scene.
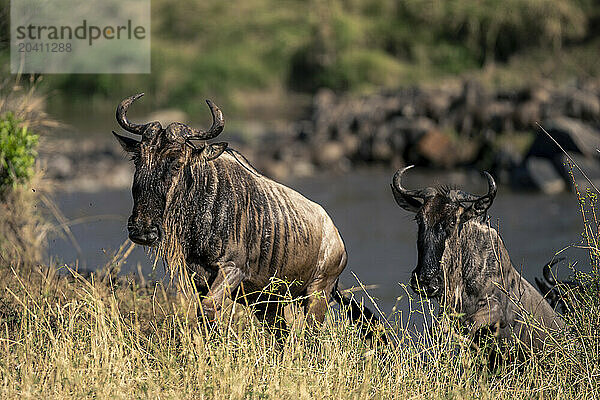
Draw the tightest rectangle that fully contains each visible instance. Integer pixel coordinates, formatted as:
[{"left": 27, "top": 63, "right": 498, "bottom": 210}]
[
  {"left": 304, "top": 251, "right": 347, "bottom": 326},
  {"left": 304, "top": 276, "right": 338, "bottom": 326},
  {"left": 465, "top": 302, "right": 509, "bottom": 368},
  {"left": 465, "top": 301, "right": 508, "bottom": 351},
  {"left": 200, "top": 261, "right": 244, "bottom": 321},
  {"left": 467, "top": 301, "right": 504, "bottom": 333}
]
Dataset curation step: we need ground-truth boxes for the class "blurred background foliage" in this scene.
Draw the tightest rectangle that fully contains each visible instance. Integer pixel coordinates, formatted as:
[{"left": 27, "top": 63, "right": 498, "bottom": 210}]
[{"left": 0, "top": 0, "right": 599, "bottom": 119}]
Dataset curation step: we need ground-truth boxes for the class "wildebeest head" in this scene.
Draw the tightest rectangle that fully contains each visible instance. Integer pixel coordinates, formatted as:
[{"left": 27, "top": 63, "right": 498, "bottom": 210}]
[
  {"left": 391, "top": 166, "right": 497, "bottom": 298},
  {"left": 112, "top": 93, "right": 226, "bottom": 246}
]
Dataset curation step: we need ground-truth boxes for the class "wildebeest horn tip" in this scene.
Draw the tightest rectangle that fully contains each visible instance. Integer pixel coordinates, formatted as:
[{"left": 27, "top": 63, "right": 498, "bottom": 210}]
[
  {"left": 186, "top": 99, "right": 225, "bottom": 140},
  {"left": 392, "top": 165, "right": 435, "bottom": 198},
  {"left": 482, "top": 171, "right": 497, "bottom": 198},
  {"left": 116, "top": 93, "right": 148, "bottom": 135}
]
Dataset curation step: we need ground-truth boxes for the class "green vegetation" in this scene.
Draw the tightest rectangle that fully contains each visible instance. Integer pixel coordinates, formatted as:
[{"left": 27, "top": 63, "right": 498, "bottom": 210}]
[
  {"left": 1, "top": 0, "right": 597, "bottom": 117},
  {"left": 0, "top": 113, "right": 37, "bottom": 195},
  {"left": 0, "top": 80, "right": 51, "bottom": 272}
]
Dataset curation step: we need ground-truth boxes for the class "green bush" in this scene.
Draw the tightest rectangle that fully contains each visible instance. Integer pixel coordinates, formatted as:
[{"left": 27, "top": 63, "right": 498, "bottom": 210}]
[
  {"left": 0, "top": 112, "right": 38, "bottom": 195},
  {"left": 11, "top": 0, "right": 598, "bottom": 112}
]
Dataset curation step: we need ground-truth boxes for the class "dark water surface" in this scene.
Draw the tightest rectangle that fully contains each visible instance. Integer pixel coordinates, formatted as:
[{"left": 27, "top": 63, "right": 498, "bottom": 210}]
[{"left": 50, "top": 169, "right": 589, "bottom": 322}]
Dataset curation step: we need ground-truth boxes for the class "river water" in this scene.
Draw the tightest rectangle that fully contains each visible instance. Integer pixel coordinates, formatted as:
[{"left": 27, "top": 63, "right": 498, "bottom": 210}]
[{"left": 50, "top": 169, "right": 590, "bottom": 323}]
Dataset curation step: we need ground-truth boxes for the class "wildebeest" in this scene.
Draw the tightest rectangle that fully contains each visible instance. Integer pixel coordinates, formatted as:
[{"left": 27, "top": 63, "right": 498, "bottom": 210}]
[
  {"left": 391, "top": 166, "right": 564, "bottom": 351},
  {"left": 112, "top": 93, "right": 377, "bottom": 330}
]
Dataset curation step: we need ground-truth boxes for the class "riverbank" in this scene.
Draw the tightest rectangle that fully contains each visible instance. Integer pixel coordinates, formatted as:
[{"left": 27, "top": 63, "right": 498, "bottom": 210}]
[{"left": 41, "top": 78, "right": 600, "bottom": 193}]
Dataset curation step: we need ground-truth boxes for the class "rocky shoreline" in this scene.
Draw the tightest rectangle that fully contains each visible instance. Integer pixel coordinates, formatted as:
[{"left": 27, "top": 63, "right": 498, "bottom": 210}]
[{"left": 41, "top": 79, "right": 600, "bottom": 193}]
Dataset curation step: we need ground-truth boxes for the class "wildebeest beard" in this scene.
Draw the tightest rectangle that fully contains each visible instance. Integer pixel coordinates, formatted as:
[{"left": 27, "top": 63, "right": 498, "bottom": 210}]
[{"left": 156, "top": 151, "right": 260, "bottom": 278}]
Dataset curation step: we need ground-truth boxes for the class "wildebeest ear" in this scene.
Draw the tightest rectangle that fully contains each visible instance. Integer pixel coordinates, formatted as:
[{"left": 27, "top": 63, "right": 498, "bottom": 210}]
[
  {"left": 460, "top": 196, "right": 493, "bottom": 223},
  {"left": 112, "top": 131, "right": 140, "bottom": 152},
  {"left": 204, "top": 142, "right": 228, "bottom": 161}
]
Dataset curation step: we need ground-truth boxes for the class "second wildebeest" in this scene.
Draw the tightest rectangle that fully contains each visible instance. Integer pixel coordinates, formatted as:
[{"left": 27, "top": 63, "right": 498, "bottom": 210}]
[
  {"left": 113, "top": 93, "right": 378, "bottom": 332},
  {"left": 391, "top": 166, "right": 563, "bottom": 351}
]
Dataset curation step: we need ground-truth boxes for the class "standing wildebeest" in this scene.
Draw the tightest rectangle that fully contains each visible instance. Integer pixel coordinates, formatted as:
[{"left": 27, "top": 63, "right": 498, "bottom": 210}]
[
  {"left": 112, "top": 93, "right": 373, "bottom": 328},
  {"left": 391, "top": 166, "right": 563, "bottom": 351}
]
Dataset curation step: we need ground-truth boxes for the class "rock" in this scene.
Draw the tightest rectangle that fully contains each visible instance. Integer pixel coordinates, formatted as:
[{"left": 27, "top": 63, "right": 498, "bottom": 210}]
[
  {"left": 313, "top": 88, "right": 336, "bottom": 110},
  {"left": 513, "top": 100, "right": 541, "bottom": 130},
  {"left": 491, "top": 149, "right": 521, "bottom": 184},
  {"left": 400, "top": 103, "right": 416, "bottom": 118},
  {"left": 462, "top": 80, "right": 486, "bottom": 109},
  {"left": 295, "top": 120, "right": 314, "bottom": 142},
  {"left": 527, "top": 117, "right": 600, "bottom": 159},
  {"left": 262, "top": 161, "right": 290, "bottom": 181},
  {"left": 415, "top": 129, "right": 456, "bottom": 168},
  {"left": 389, "top": 116, "right": 436, "bottom": 145},
  {"left": 371, "top": 137, "right": 393, "bottom": 162},
  {"left": 485, "top": 100, "right": 514, "bottom": 133},
  {"left": 389, "top": 129, "right": 406, "bottom": 153},
  {"left": 422, "top": 90, "right": 454, "bottom": 121},
  {"left": 553, "top": 153, "right": 600, "bottom": 193},
  {"left": 292, "top": 161, "right": 316, "bottom": 177},
  {"left": 341, "top": 134, "right": 360, "bottom": 155},
  {"left": 357, "top": 137, "right": 375, "bottom": 162},
  {"left": 567, "top": 90, "right": 600, "bottom": 121},
  {"left": 512, "top": 157, "right": 566, "bottom": 194},
  {"left": 529, "top": 86, "right": 552, "bottom": 103},
  {"left": 314, "top": 141, "right": 346, "bottom": 166}
]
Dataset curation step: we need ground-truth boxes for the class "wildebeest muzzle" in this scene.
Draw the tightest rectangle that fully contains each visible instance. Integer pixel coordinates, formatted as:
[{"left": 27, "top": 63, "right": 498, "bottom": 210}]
[
  {"left": 127, "top": 216, "right": 161, "bottom": 246},
  {"left": 410, "top": 269, "right": 443, "bottom": 298}
]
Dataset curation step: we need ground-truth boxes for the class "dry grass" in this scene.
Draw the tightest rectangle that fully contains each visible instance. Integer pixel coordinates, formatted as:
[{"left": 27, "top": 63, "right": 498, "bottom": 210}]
[
  {"left": 0, "top": 246, "right": 597, "bottom": 399},
  {"left": 0, "top": 174, "right": 49, "bottom": 266},
  {"left": 0, "top": 169, "right": 598, "bottom": 398},
  {"left": 0, "top": 81, "right": 599, "bottom": 397},
  {"left": 0, "top": 75, "right": 59, "bottom": 133},
  {"left": 0, "top": 76, "right": 54, "bottom": 267}
]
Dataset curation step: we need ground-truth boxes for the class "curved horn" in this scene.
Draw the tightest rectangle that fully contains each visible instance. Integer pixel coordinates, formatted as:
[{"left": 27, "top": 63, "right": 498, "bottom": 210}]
[
  {"left": 116, "top": 93, "right": 147, "bottom": 135},
  {"left": 187, "top": 99, "right": 224, "bottom": 140},
  {"left": 459, "top": 171, "right": 498, "bottom": 222},
  {"left": 453, "top": 171, "right": 497, "bottom": 203},
  {"left": 392, "top": 165, "right": 437, "bottom": 199},
  {"left": 391, "top": 165, "right": 436, "bottom": 212},
  {"left": 482, "top": 171, "right": 497, "bottom": 202}
]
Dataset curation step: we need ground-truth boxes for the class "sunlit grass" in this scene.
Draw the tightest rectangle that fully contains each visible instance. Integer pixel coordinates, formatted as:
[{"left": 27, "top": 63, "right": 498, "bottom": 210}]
[
  {"left": 0, "top": 245, "right": 598, "bottom": 399},
  {"left": 1, "top": 74, "right": 599, "bottom": 396}
]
